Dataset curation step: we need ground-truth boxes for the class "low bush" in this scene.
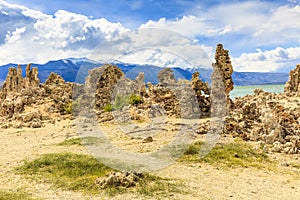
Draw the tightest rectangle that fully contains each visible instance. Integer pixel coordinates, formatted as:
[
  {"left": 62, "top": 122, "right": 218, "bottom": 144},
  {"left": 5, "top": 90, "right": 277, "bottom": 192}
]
[{"left": 129, "top": 94, "right": 143, "bottom": 105}]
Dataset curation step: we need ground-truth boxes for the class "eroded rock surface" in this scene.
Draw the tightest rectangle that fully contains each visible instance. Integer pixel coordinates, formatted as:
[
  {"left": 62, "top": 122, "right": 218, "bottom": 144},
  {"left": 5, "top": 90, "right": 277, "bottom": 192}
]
[
  {"left": 0, "top": 65, "right": 73, "bottom": 128},
  {"left": 212, "top": 44, "right": 234, "bottom": 107},
  {"left": 284, "top": 64, "right": 300, "bottom": 95},
  {"left": 225, "top": 89, "right": 300, "bottom": 154},
  {"left": 2, "top": 64, "right": 39, "bottom": 95},
  {"left": 95, "top": 172, "right": 144, "bottom": 188}
]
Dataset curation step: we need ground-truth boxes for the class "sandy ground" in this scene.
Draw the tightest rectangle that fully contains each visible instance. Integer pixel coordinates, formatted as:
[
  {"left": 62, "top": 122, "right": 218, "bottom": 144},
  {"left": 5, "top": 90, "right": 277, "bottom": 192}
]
[{"left": 1, "top": 119, "right": 300, "bottom": 200}]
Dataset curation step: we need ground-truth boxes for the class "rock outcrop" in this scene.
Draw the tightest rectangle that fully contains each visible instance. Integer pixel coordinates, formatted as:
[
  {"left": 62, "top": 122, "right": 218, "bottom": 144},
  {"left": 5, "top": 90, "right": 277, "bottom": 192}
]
[
  {"left": 0, "top": 65, "right": 73, "bottom": 128},
  {"left": 2, "top": 64, "right": 39, "bottom": 95},
  {"left": 212, "top": 44, "right": 234, "bottom": 106},
  {"left": 42, "top": 72, "right": 74, "bottom": 114},
  {"left": 226, "top": 89, "right": 300, "bottom": 154},
  {"left": 284, "top": 64, "right": 300, "bottom": 95},
  {"left": 85, "top": 64, "right": 124, "bottom": 111}
]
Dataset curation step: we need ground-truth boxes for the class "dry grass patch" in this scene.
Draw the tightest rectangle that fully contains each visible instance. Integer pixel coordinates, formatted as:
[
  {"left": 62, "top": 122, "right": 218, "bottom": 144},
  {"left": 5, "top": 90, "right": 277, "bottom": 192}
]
[
  {"left": 15, "top": 153, "right": 112, "bottom": 195},
  {"left": 0, "top": 190, "right": 40, "bottom": 200},
  {"left": 16, "top": 152, "right": 187, "bottom": 198},
  {"left": 57, "top": 136, "right": 107, "bottom": 146},
  {"left": 180, "top": 140, "right": 271, "bottom": 169}
]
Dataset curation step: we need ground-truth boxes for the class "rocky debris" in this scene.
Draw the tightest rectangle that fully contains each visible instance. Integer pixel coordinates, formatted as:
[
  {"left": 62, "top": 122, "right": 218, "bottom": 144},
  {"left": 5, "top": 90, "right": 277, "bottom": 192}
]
[
  {"left": 284, "top": 64, "right": 300, "bottom": 95},
  {"left": 225, "top": 89, "right": 300, "bottom": 154},
  {"left": 95, "top": 172, "right": 144, "bottom": 188},
  {"left": 143, "top": 136, "right": 153, "bottom": 143},
  {"left": 196, "top": 120, "right": 210, "bottom": 134}
]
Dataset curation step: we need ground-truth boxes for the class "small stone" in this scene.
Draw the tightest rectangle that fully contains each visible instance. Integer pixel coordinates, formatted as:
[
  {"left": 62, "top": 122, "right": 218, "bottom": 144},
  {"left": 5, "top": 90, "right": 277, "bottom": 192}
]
[{"left": 142, "top": 136, "right": 153, "bottom": 143}]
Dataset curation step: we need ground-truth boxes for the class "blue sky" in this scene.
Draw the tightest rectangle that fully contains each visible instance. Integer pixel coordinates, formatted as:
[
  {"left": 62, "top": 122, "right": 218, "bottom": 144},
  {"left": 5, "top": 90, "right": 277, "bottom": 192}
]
[{"left": 0, "top": 0, "right": 300, "bottom": 72}]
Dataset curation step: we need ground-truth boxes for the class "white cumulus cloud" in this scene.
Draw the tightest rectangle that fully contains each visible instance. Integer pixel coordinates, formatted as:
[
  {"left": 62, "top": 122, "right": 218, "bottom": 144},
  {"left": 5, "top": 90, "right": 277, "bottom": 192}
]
[
  {"left": 0, "top": 1, "right": 130, "bottom": 65},
  {"left": 0, "top": 0, "right": 299, "bottom": 73},
  {"left": 232, "top": 47, "right": 300, "bottom": 72},
  {"left": 5, "top": 26, "right": 26, "bottom": 43}
]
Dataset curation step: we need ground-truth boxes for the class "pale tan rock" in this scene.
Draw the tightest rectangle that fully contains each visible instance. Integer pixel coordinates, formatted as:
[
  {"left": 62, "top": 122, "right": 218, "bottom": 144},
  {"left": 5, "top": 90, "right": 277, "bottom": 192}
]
[{"left": 284, "top": 64, "right": 300, "bottom": 95}]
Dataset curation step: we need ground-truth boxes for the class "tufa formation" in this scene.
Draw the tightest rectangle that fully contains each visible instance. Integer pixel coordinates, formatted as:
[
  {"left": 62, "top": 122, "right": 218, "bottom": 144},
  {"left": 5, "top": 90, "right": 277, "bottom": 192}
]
[
  {"left": 2, "top": 64, "right": 39, "bottom": 95},
  {"left": 212, "top": 44, "right": 234, "bottom": 103},
  {"left": 284, "top": 64, "right": 300, "bottom": 95},
  {"left": 0, "top": 65, "right": 73, "bottom": 128}
]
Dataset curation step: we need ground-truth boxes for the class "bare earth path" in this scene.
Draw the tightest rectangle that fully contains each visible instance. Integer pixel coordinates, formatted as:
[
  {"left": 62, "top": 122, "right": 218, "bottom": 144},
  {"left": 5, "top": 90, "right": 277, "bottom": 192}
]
[{"left": 1, "top": 120, "right": 300, "bottom": 200}]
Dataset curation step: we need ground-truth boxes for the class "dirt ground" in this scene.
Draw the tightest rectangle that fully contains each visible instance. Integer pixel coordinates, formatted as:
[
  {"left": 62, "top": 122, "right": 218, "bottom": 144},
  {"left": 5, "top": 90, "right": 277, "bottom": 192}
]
[{"left": 1, "top": 119, "right": 300, "bottom": 200}]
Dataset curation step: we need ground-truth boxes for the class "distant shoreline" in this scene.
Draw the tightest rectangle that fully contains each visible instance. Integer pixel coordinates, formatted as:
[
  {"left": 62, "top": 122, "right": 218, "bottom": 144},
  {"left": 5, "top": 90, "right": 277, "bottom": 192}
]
[
  {"left": 234, "top": 82, "right": 287, "bottom": 86},
  {"left": 230, "top": 84, "right": 285, "bottom": 99}
]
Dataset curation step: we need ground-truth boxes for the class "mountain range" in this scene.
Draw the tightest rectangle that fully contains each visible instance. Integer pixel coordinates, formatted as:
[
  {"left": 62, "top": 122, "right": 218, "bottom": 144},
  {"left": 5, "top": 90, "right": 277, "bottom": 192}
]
[{"left": 0, "top": 58, "right": 289, "bottom": 86}]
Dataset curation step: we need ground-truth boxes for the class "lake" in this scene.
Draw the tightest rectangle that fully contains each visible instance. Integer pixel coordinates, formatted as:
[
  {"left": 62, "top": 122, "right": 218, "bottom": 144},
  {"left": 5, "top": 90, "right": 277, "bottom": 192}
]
[{"left": 229, "top": 84, "right": 285, "bottom": 99}]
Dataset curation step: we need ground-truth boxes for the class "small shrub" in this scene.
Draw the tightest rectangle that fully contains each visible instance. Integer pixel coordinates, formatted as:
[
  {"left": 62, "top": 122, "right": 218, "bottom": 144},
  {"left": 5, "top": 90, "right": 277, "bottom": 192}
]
[
  {"left": 64, "top": 102, "right": 73, "bottom": 114},
  {"left": 184, "top": 141, "right": 203, "bottom": 155},
  {"left": 64, "top": 100, "right": 80, "bottom": 114},
  {"left": 129, "top": 94, "right": 143, "bottom": 105},
  {"left": 113, "top": 95, "right": 130, "bottom": 111},
  {"left": 104, "top": 104, "right": 113, "bottom": 112}
]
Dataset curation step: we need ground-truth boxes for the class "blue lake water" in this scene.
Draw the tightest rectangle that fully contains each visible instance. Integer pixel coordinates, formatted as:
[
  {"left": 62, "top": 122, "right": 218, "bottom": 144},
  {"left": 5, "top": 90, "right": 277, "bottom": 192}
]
[{"left": 230, "top": 84, "right": 285, "bottom": 99}]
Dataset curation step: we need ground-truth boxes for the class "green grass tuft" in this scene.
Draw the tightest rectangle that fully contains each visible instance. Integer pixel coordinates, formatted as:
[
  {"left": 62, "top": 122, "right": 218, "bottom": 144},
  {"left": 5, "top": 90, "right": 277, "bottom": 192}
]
[
  {"left": 104, "top": 104, "right": 113, "bottom": 112},
  {"left": 16, "top": 152, "right": 186, "bottom": 197},
  {"left": 105, "top": 174, "right": 186, "bottom": 197},
  {"left": 15, "top": 153, "right": 112, "bottom": 194},
  {"left": 180, "top": 141, "right": 270, "bottom": 168},
  {"left": 184, "top": 141, "right": 203, "bottom": 155},
  {"left": 136, "top": 174, "right": 185, "bottom": 197},
  {"left": 57, "top": 138, "right": 82, "bottom": 146},
  {"left": 0, "top": 190, "right": 39, "bottom": 200},
  {"left": 57, "top": 137, "right": 107, "bottom": 146},
  {"left": 129, "top": 94, "right": 143, "bottom": 105}
]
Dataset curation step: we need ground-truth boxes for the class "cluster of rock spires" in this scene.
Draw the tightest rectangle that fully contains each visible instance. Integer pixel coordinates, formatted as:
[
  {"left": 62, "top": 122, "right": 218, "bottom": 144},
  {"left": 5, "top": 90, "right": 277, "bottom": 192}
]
[
  {"left": 0, "top": 64, "right": 73, "bottom": 128},
  {"left": 76, "top": 44, "right": 233, "bottom": 123},
  {"left": 225, "top": 64, "right": 300, "bottom": 154},
  {"left": 1, "top": 43, "right": 299, "bottom": 155},
  {"left": 226, "top": 89, "right": 300, "bottom": 154},
  {"left": 2, "top": 64, "right": 39, "bottom": 94}
]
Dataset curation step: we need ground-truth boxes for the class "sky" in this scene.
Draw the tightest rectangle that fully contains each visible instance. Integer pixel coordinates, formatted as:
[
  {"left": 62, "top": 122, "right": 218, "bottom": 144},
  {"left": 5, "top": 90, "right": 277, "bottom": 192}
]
[{"left": 0, "top": 0, "right": 300, "bottom": 72}]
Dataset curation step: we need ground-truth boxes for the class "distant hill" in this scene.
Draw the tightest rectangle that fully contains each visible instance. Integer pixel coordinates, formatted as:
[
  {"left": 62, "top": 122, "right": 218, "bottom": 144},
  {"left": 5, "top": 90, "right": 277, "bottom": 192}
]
[{"left": 0, "top": 58, "right": 289, "bottom": 86}]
